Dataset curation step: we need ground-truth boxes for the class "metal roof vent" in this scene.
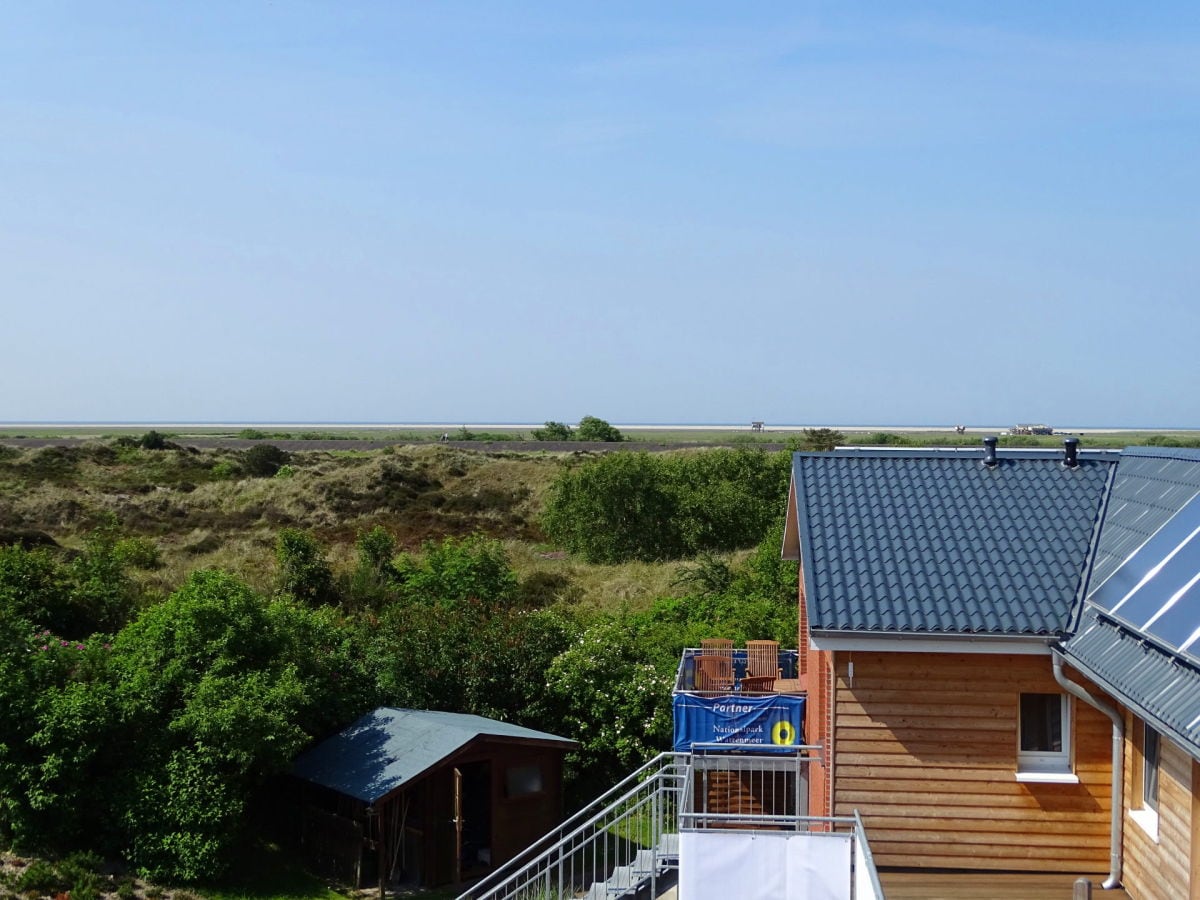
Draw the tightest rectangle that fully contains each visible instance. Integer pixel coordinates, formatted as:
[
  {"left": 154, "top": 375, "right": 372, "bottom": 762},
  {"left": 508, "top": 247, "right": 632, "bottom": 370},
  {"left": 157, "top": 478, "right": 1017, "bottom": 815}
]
[
  {"left": 982, "top": 436, "right": 999, "bottom": 468},
  {"left": 1064, "top": 436, "right": 1080, "bottom": 468}
]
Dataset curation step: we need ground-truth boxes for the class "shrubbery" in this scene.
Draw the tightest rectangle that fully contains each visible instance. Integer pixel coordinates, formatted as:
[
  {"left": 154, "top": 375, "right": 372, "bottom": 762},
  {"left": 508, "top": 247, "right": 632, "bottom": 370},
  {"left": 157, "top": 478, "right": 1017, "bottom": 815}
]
[
  {"left": 242, "top": 444, "right": 289, "bottom": 477},
  {"left": 534, "top": 416, "right": 623, "bottom": 442},
  {"left": 0, "top": 448, "right": 801, "bottom": 883},
  {"left": 542, "top": 448, "right": 790, "bottom": 562},
  {"left": 1, "top": 569, "right": 376, "bottom": 881}
]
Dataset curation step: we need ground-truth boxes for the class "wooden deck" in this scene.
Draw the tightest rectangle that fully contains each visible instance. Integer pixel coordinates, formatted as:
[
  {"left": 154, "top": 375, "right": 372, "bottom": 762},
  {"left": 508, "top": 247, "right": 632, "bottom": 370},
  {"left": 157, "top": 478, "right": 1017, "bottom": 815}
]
[{"left": 880, "top": 868, "right": 1130, "bottom": 899}]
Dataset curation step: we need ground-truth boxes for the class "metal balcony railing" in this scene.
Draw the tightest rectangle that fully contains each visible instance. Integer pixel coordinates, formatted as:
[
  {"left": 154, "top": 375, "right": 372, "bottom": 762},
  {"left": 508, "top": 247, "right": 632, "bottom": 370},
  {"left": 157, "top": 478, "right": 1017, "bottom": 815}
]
[
  {"left": 455, "top": 746, "right": 885, "bottom": 900},
  {"left": 455, "top": 752, "right": 688, "bottom": 900}
]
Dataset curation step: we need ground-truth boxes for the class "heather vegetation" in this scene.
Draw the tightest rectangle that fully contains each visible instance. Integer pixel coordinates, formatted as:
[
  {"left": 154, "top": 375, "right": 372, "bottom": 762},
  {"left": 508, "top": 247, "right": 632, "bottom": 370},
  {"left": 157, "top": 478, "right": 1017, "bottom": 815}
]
[
  {"left": 0, "top": 439, "right": 795, "bottom": 887},
  {"left": 5, "top": 426, "right": 1177, "bottom": 890}
]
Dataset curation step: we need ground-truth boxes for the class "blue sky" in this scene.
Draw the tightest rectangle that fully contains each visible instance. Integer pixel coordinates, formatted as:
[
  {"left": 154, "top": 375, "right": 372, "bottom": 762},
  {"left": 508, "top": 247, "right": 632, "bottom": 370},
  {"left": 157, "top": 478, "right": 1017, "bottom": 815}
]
[{"left": 3, "top": 2, "right": 1197, "bottom": 426}]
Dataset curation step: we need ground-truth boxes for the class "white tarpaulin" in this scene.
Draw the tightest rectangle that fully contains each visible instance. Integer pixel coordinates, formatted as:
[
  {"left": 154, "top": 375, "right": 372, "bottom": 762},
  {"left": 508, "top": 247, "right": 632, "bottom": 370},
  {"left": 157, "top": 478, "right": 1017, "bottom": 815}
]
[
  {"left": 854, "top": 827, "right": 884, "bottom": 900},
  {"left": 678, "top": 830, "right": 853, "bottom": 900}
]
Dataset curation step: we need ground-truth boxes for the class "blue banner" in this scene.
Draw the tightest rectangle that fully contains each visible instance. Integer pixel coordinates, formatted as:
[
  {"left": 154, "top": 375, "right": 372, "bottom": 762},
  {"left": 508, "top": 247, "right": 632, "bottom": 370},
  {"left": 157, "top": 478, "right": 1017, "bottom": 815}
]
[{"left": 672, "top": 693, "right": 805, "bottom": 753}]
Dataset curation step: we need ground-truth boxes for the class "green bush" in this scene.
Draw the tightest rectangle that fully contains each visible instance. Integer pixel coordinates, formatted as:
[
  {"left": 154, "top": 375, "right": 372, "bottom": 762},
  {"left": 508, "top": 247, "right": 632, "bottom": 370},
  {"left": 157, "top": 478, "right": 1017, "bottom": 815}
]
[
  {"left": 139, "top": 430, "right": 169, "bottom": 450},
  {"left": 210, "top": 460, "right": 237, "bottom": 479},
  {"left": 533, "top": 421, "right": 573, "bottom": 441},
  {"left": 241, "top": 445, "right": 289, "bottom": 478},
  {"left": 575, "top": 415, "right": 623, "bottom": 442},
  {"left": 114, "top": 537, "right": 162, "bottom": 570},
  {"left": 60, "top": 851, "right": 105, "bottom": 899},
  {"left": 17, "top": 860, "right": 66, "bottom": 894},
  {"left": 275, "top": 529, "right": 335, "bottom": 606},
  {"left": 345, "top": 526, "right": 397, "bottom": 610},
  {"left": 794, "top": 428, "right": 844, "bottom": 451},
  {"left": 102, "top": 570, "right": 372, "bottom": 880},
  {"left": 542, "top": 449, "right": 790, "bottom": 563},
  {"left": 393, "top": 534, "right": 518, "bottom": 609}
]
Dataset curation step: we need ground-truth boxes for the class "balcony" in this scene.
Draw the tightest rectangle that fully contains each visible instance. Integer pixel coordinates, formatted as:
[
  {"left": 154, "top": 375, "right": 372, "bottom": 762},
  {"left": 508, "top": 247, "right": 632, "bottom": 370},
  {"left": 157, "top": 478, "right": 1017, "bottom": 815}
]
[{"left": 672, "top": 646, "right": 806, "bottom": 753}]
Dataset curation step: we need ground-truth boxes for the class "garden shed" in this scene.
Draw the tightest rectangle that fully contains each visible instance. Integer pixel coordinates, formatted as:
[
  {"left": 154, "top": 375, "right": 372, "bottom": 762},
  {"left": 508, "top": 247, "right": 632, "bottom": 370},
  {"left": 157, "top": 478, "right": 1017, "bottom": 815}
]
[{"left": 288, "top": 707, "right": 574, "bottom": 889}]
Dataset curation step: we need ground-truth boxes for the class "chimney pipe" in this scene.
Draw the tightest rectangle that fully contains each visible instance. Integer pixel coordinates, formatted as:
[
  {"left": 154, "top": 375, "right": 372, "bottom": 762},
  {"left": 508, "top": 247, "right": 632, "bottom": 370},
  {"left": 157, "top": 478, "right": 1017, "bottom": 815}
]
[
  {"left": 982, "top": 436, "right": 999, "bottom": 468},
  {"left": 1064, "top": 437, "right": 1080, "bottom": 468}
]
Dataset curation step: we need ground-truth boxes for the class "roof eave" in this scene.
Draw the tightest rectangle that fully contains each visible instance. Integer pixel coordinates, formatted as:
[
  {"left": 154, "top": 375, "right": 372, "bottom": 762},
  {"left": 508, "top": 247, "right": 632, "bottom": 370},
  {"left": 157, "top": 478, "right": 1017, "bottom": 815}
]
[
  {"left": 809, "top": 630, "right": 1058, "bottom": 655},
  {"left": 1056, "top": 645, "right": 1200, "bottom": 764}
]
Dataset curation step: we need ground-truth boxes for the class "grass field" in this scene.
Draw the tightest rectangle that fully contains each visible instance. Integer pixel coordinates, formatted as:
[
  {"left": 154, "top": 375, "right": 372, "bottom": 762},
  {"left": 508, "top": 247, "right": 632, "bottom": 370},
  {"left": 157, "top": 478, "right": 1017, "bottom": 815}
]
[{"left": 2, "top": 423, "right": 1198, "bottom": 448}]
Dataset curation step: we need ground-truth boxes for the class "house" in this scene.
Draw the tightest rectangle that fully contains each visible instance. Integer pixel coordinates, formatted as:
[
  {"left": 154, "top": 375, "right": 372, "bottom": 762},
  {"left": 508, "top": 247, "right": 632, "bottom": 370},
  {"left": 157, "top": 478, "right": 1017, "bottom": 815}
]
[
  {"left": 1058, "top": 447, "right": 1200, "bottom": 900},
  {"left": 288, "top": 707, "right": 574, "bottom": 890},
  {"left": 782, "top": 440, "right": 1122, "bottom": 875},
  {"left": 783, "top": 441, "right": 1200, "bottom": 897}
]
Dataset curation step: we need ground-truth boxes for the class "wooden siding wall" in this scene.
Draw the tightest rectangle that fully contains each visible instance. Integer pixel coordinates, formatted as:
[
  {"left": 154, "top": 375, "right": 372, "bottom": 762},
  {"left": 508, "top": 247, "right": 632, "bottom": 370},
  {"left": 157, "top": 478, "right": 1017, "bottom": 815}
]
[
  {"left": 1120, "top": 715, "right": 1194, "bottom": 900},
  {"left": 832, "top": 651, "right": 1111, "bottom": 872},
  {"left": 488, "top": 744, "right": 565, "bottom": 864}
]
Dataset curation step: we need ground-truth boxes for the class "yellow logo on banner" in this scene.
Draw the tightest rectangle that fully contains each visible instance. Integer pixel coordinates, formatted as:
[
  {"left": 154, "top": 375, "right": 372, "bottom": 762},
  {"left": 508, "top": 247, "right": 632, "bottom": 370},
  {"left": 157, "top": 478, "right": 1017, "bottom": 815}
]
[{"left": 771, "top": 719, "right": 796, "bottom": 746}]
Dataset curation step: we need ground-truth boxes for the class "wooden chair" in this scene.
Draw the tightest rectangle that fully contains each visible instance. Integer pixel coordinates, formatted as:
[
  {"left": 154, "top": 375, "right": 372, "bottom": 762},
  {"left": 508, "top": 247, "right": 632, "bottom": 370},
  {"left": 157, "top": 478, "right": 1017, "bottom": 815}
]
[
  {"left": 739, "top": 674, "right": 776, "bottom": 694},
  {"left": 700, "top": 638, "right": 734, "bottom": 657},
  {"left": 746, "top": 640, "right": 781, "bottom": 680},
  {"left": 694, "top": 655, "right": 735, "bottom": 694}
]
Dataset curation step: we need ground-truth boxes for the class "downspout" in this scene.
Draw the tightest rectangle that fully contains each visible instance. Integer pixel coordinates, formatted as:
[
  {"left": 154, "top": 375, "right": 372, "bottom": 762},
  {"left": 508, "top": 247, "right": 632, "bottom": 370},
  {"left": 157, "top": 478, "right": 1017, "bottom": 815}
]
[{"left": 1052, "top": 652, "right": 1123, "bottom": 889}]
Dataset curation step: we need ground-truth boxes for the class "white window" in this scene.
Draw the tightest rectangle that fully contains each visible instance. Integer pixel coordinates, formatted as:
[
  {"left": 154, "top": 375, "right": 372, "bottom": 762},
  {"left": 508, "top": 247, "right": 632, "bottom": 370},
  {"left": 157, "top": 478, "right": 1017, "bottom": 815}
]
[
  {"left": 1143, "top": 723, "right": 1161, "bottom": 812},
  {"left": 1017, "top": 693, "right": 1074, "bottom": 781}
]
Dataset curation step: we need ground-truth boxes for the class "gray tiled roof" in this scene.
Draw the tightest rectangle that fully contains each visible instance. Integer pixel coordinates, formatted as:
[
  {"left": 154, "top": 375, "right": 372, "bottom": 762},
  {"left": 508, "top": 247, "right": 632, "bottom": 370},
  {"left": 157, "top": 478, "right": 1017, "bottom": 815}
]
[
  {"left": 792, "top": 448, "right": 1117, "bottom": 636},
  {"left": 291, "top": 707, "right": 573, "bottom": 803}
]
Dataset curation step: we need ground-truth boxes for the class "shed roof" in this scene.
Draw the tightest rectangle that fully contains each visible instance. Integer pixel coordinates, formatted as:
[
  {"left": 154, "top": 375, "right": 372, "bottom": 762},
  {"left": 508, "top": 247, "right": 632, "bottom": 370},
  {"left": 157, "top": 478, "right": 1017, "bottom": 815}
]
[
  {"left": 291, "top": 707, "right": 575, "bottom": 804},
  {"left": 789, "top": 447, "right": 1117, "bottom": 636}
]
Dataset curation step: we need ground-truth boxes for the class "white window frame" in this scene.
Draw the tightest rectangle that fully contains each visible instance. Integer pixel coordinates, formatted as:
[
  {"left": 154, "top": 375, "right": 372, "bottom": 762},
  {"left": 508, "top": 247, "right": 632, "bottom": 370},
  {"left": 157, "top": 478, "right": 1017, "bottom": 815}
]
[
  {"left": 1132, "top": 721, "right": 1162, "bottom": 840},
  {"left": 1016, "top": 692, "right": 1075, "bottom": 782}
]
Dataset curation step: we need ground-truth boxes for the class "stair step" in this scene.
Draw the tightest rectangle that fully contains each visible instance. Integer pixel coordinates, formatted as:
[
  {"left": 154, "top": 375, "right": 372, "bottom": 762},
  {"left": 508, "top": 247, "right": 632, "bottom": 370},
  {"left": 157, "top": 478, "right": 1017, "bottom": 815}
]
[{"left": 657, "top": 832, "right": 679, "bottom": 859}]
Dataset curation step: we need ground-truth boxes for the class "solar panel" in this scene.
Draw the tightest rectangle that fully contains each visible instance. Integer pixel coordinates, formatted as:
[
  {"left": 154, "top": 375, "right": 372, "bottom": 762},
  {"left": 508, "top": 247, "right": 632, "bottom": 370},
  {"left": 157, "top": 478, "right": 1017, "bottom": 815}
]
[
  {"left": 1091, "top": 493, "right": 1200, "bottom": 616},
  {"left": 1114, "top": 527, "right": 1200, "bottom": 630},
  {"left": 1091, "top": 492, "right": 1200, "bottom": 663},
  {"left": 1143, "top": 565, "right": 1200, "bottom": 647}
]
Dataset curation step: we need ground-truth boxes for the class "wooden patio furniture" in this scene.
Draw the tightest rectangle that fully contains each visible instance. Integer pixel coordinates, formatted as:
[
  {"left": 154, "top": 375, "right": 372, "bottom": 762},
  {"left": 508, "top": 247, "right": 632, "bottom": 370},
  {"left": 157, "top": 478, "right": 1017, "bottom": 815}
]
[
  {"left": 700, "top": 638, "right": 734, "bottom": 657},
  {"left": 746, "top": 640, "right": 781, "bottom": 680},
  {"left": 739, "top": 674, "right": 776, "bottom": 694},
  {"left": 694, "top": 655, "right": 735, "bottom": 694}
]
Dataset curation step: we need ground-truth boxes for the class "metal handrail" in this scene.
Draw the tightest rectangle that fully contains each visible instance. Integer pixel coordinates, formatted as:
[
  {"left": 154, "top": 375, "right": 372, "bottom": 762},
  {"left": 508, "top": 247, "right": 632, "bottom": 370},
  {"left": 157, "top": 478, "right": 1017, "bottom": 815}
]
[
  {"left": 852, "top": 810, "right": 887, "bottom": 900},
  {"left": 456, "top": 752, "right": 688, "bottom": 900},
  {"left": 455, "top": 746, "right": 876, "bottom": 900}
]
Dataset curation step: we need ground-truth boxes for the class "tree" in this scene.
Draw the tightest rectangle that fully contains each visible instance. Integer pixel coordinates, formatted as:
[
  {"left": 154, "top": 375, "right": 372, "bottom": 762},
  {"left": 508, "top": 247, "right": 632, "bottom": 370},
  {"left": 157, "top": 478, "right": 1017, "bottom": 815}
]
[
  {"left": 533, "top": 421, "right": 574, "bottom": 441},
  {"left": 543, "top": 616, "right": 675, "bottom": 799},
  {"left": 575, "top": 416, "right": 624, "bottom": 442},
  {"left": 799, "top": 428, "right": 845, "bottom": 452},
  {"left": 102, "top": 571, "right": 372, "bottom": 880}
]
